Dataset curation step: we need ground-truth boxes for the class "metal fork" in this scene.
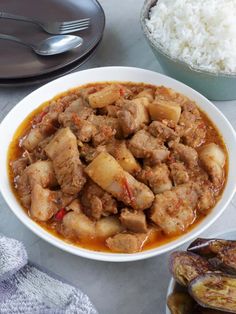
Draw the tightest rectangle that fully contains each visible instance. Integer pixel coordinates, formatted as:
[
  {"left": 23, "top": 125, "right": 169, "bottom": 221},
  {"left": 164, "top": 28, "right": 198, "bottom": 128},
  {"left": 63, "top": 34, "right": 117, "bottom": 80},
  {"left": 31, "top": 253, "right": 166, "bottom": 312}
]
[{"left": 0, "top": 12, "right": 90, "bottom": 34}]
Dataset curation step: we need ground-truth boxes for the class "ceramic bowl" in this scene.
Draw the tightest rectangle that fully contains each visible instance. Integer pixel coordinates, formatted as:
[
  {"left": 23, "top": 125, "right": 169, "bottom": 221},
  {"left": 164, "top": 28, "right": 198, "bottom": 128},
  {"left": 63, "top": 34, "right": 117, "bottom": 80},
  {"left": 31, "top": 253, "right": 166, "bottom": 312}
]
[
  {"left": 140, "top": 0, "right": 236, "bottom": 101},
  {"left": 166, "top": 229, "right": 236, "bottom": 313},
  {"left": 0, "top": 66, "right": 236, "bottom": 262}
]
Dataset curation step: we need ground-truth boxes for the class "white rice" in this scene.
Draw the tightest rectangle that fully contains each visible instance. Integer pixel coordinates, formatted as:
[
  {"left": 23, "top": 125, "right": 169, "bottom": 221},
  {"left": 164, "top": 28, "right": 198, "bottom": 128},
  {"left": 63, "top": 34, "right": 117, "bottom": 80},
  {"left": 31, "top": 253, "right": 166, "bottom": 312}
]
[{"left": 146, "top": 0, "right": 236, "bottom": 74}]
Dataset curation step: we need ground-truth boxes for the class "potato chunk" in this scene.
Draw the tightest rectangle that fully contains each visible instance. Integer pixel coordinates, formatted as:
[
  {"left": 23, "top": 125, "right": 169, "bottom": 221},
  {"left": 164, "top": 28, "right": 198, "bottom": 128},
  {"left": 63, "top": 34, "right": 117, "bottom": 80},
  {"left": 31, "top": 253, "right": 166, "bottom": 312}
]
[
  {"left": 148, "top": 99, "right": 181, "bottom": 123},
  {"left": 95, "top": 216, "right": 123, "bottom": 238},
  {"left": 88, "top": 85, "right": 121, "bottom": 108},
  {"left": 85, "top": 152, "right": 154, "bottom": 210}
]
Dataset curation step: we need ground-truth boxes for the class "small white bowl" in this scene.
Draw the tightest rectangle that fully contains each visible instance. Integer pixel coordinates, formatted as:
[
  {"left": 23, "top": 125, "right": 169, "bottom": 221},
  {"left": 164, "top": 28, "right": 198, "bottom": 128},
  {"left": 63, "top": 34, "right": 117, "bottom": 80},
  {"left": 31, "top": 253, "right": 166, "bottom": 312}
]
[
  {"left": 0, "top": 66, "right": 236, "bottom": 262},
  {"left": 166, "top": 229, "right": 236, "bottom": 313}
]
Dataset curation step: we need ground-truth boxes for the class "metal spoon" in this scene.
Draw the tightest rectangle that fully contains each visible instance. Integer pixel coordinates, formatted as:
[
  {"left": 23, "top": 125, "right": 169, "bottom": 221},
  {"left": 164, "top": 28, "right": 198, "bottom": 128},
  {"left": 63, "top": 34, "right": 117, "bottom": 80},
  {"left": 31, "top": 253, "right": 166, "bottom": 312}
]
[{"left": 0, "top": 34, "right": 83, "bottom": 56}]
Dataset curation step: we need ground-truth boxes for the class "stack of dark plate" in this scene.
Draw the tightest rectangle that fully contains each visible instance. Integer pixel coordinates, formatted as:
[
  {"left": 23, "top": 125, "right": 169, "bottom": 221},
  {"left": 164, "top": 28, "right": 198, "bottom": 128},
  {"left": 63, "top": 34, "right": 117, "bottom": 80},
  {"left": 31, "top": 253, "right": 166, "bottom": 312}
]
[{"left": 0, "top": 0, "right": 105, "bottom": 86}]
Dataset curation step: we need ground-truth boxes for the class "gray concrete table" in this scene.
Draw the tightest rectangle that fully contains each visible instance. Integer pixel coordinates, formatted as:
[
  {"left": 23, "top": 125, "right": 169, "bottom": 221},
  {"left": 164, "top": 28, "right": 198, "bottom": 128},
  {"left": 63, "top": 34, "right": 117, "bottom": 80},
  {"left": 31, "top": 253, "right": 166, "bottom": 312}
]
[{"left": 1, "top": 1, "right": 236, "bottom": 313}]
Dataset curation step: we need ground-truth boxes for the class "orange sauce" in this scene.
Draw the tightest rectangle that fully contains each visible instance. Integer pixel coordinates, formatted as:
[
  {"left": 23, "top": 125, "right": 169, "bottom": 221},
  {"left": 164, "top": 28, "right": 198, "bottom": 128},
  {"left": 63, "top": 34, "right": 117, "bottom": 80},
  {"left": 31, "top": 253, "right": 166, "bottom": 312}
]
[{"left": 7, "top": 83, "right": 228, "bottom": 253}]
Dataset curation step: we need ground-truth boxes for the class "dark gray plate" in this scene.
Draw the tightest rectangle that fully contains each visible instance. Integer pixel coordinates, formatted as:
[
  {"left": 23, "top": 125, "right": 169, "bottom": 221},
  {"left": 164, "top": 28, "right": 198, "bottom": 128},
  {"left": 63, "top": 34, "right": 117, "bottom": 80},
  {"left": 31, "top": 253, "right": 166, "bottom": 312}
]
[
  {"left": 0, "top": 37, "right": 102, "bottom": 86},
  {"left": 0, "top": 0, "right": 105, "bottom": 79}
]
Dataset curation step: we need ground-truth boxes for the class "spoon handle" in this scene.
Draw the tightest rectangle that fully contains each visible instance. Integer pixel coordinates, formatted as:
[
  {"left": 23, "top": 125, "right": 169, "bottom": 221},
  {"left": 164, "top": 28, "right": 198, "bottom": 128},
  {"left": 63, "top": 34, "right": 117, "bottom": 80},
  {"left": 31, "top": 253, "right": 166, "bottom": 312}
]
[{"left": 0, "top": 34, "right": 33, "bottom": 50}]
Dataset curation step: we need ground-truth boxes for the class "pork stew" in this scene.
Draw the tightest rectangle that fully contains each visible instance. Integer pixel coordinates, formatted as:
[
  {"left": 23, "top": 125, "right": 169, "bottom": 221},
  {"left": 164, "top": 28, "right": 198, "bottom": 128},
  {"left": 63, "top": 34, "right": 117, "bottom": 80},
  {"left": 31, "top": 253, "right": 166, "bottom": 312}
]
[{"left": 8, "top": 83, "right": 227, "bottom": 253}]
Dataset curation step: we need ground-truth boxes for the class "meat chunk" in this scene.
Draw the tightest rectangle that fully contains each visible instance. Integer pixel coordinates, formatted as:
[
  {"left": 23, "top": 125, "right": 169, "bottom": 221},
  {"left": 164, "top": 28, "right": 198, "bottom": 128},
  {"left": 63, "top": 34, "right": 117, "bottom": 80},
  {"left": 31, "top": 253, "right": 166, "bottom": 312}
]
[
  {"left": 80, "top": 144, "right": 107, "bottom": 163},
  {"left": 88, "top": 114, "right": 122, "bottom": 139},
  {"left": 11, "top": 156, "right": 30, "bottom": 176},
  {"left": 170, "top": 162, "right": 189, "bottom": 185},
  {"left": 117, "top": 98, "right": 149, "bottom": 137},
  {"left": 129, "top": 130, "right": 169, "bottom": 165},
  {"left": 65, "top": 98, "right": 93, "bottom": 120},
  {"left": 66, "top": 199, "right": 82, "bottom": 213},
  {"left": 88, "top": 84, "right": 121, "bottom": 108},
  {"left": 15, "top": 160, "right": 57, "bottom": 208},
  {"left": 22, "top": 128, "right": 45, "bottom": 151},
  {"left": 61, "top": 211, "right": 95, "bottom": 239},
  {"left": 96, "top": 217, "right": 123, "bottom": 238},
  {"left": 85, "top": 152, "right": 154, "bottom": 210},
  {"left": 148, "top": 121, "right": 178, "bottom": 142},
  {"left": 81, "top": 181, "right": 117, "bottom": 220},
  {"left": 106, "top": 232, "right": 149, "bottom": 253},
  {"left": 26, "top": 160, "right": 58, "bottom": 188},
  {"left": 30, "top": 184, "right": 57, "bottom": 221},
  {"left": 45, "top": 127, "right": 86, "bottom": 194},
  {"left": 199, "top": 143, "right": 225, "bottom": 187},
  {"left": 59, "top": 112, "right": 95, "bottom": 142},
  {"left": 138, "top": 164, "right": 172, "bottom": 194},
  {"left": 178, "top": 109, "right": 206, "bottom": 148},
  {"left": 171, "top": 142, "right": 198, "bottom": 168},
  {"left": 150, "top": 183, "right": 198, "bottom": 235},
  {"left": 120, "top": 208, "right": 147, "bottom": 233},
  {"left": 106, "top": 140, "right": 141, "bottom": 175}
]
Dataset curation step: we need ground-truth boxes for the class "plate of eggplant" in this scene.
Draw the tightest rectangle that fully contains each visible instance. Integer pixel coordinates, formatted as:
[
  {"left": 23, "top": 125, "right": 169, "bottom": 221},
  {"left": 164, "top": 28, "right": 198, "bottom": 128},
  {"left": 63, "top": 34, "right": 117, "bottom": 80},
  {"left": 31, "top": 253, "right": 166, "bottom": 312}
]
[{"left": 166, "top": 232, "right": 236, "bottom": 314}]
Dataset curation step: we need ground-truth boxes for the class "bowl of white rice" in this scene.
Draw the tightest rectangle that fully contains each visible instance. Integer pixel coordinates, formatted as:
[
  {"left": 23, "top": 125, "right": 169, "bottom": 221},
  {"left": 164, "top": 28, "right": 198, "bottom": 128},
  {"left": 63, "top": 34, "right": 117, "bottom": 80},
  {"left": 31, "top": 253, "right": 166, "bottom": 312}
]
[{"left": 141, "top": 0, "right": 236, "bottom": 100}]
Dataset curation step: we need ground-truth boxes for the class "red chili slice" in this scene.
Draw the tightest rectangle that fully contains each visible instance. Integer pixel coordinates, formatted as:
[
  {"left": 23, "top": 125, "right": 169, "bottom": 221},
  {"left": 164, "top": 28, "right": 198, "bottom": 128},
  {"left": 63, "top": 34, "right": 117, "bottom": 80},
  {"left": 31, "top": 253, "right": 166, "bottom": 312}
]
[
  {"left": 123, "top": 178, "right": 135, "bottom": 206},
  {"left": 55, "top": 208, "right": 67, "bottom": 221}
]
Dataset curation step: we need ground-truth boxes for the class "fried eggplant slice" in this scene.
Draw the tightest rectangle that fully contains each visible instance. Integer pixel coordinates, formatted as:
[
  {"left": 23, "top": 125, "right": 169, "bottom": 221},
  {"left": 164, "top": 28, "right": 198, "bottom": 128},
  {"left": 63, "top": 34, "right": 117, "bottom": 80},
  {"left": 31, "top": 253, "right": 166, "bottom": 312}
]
[
  {"left": 167, "top": 292, "right": 195, "bottom": 314},
  {"left": 188, "top": 238, "right": 233, "bottom": 257},
  {"left": 188, "top": 238, "right": 236, "bottom": 274},
  {"left": 214, "top": 246, "right": 236, "bottom": 275},
  {"left": 169, "top": 251, "right": 211, "bottom": 286},
  {"left": 189, "top": 273, "right": 236, "bottom": 313}
]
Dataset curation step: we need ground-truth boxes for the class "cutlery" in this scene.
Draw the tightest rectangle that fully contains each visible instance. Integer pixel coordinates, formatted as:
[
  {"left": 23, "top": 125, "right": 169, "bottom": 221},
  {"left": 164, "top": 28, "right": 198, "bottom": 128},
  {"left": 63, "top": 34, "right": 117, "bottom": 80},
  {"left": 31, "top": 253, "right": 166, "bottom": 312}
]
[
  {"left": 0, "top": 34, "right": 83, "bottom": 56},
  {"left": 0, "top": 12, "right": 90, "bottom": 34}
]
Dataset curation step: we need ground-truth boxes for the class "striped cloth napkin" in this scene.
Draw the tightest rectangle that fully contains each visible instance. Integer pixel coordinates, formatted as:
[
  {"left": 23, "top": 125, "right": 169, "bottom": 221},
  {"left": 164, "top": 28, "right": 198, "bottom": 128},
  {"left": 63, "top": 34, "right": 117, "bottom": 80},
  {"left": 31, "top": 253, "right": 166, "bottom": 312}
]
[{"left": 0, "top": 235, "right": 98, "bottom": 314}]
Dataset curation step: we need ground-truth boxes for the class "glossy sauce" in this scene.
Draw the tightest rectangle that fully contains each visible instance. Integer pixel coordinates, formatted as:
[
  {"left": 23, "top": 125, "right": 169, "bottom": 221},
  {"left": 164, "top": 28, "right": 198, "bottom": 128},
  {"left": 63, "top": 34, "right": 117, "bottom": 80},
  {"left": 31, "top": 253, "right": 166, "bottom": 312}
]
[{"left": 8, "top": 83, "right": 228, "bottom": 253}]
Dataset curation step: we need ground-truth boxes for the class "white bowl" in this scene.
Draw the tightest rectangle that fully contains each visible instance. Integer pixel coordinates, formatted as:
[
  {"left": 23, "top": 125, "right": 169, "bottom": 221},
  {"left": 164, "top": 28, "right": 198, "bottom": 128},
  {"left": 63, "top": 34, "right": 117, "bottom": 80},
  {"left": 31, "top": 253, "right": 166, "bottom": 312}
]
[
  {"left": 1, "top": 66, "right": 236, "bottom": 262},
  {"left": 166, "top": 229, "right": 236, "bottom": 313}
]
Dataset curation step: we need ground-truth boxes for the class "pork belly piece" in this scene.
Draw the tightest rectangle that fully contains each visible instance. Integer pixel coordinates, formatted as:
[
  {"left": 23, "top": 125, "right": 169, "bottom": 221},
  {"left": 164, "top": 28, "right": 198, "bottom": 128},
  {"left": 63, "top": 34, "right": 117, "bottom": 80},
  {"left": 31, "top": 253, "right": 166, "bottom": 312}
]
[
  {"left": 169, "top": 162, "right": 189, "bottom": 185},
  {"left": 171, "top": 142, "right": 198, "bottom": 168},
  {"left": 117, "top": 98, "right": 149, "bottom": 137},
  {"left": 199, "top": 143, "right": 225, "bottom": 187},
  {"left": 85, "top": 152, "right": 154, "bottom": 210},
  {"left": 64, "top": 98, "right": 94, "bottom": 120},
  {"left": 129, "top": 130, "right": 169, "bottom": 165},
  {"left": 148, "top": 121, "right": 178, "bottom": 142},
  {"left": 58, "top": 112, "right": 96, "bottom": 142},
  {"left": 150, "top": 183, "right": 198, "bottom": 235},
  {"left": 22, "top": 128, "right": 45, "bottom": 152},
  {"left": 120, "top": 208, "right": 147, "bottom": 233},
  {"left": 15, "top": 160, "right": 57, "bottom": 208},
  {"left": 88, "top": 84, "right": 121, "bottom": 108},
  {"left": 45, "top": 127, "right": 86, "bottom": 194},
  {"left": 106, "top": 140, "right": 141, "bottom": 175},
  {"left": 96, "top": 217, "right": 123, "bottom": 238},
  {"left": 27, "top": 160, "right": 58, "bottom": 188},
  {"left": 81, "top": 181, "right": 117, "bottom": 220},
  {"left": 30, "top": 184, "right": 57, "bottom": 221},
  {"left": 106, "top": 232, "right": 149, "bottom": 253},
  {"left": 61, "top": 211, "right": 96, "bottom": 239},
  {"left": 138, "top": 164, "right": 172, "bottom": 194}
]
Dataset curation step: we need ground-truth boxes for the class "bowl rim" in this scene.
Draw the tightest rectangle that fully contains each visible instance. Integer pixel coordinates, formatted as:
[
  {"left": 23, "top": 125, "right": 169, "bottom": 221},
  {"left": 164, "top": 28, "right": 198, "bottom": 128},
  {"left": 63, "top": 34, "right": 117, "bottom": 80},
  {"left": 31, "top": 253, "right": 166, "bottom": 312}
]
[
  {"left": 1, "top": 66, "right": 236, "bottom": 262},
  {"left": 165, "top": 228, "right": 236, "bottom": 314},
  {"left": 140, "top": 0, "right": 236, "bottom": 78}
]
